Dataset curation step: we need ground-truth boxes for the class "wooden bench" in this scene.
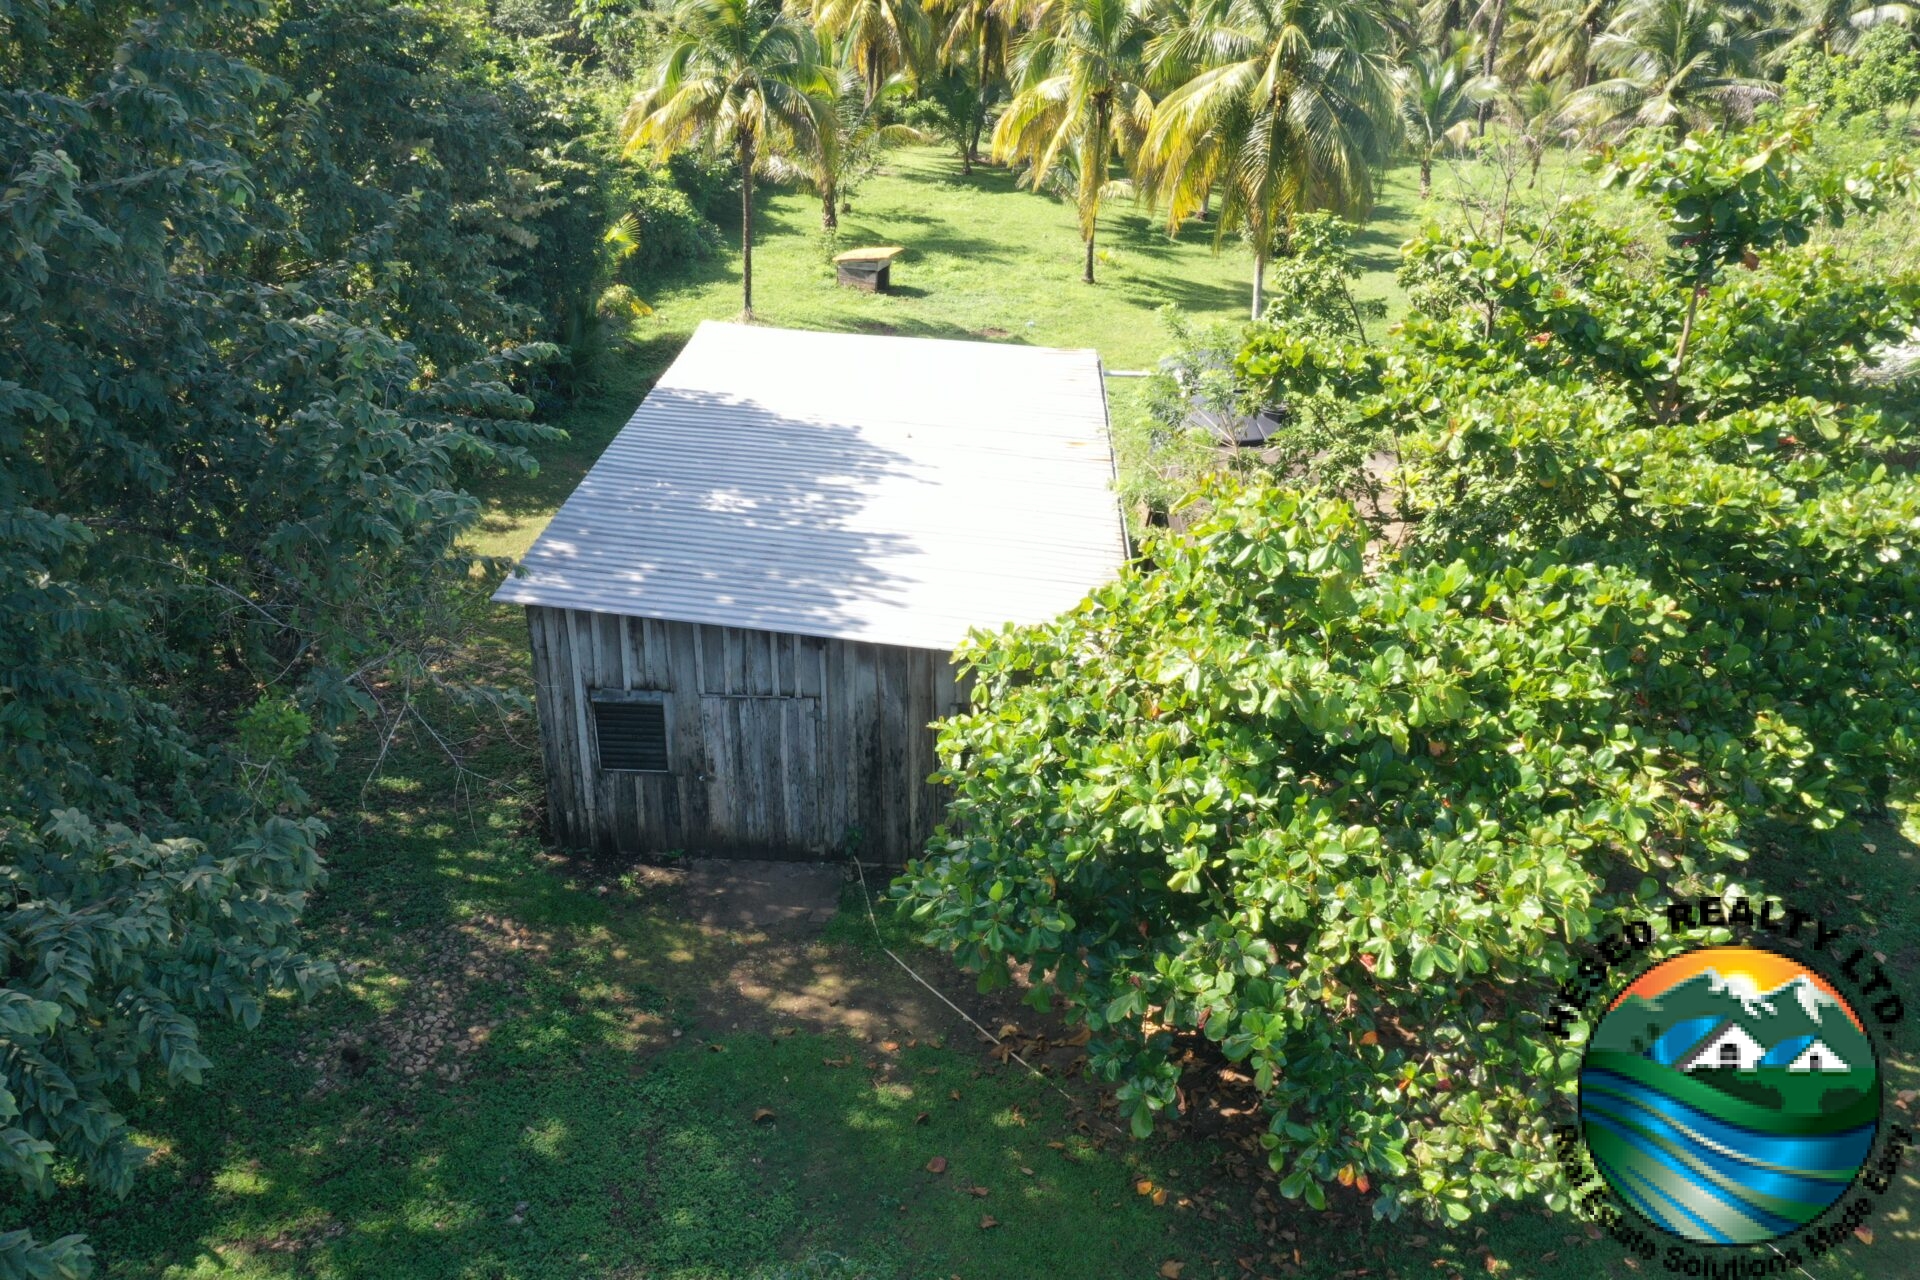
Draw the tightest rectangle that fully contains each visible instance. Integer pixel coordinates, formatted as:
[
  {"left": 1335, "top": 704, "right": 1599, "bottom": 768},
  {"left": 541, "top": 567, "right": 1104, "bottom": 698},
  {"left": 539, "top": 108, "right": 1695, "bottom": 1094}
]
[{"left": 833, "top": 245, "right": 905, "bottom": 293}]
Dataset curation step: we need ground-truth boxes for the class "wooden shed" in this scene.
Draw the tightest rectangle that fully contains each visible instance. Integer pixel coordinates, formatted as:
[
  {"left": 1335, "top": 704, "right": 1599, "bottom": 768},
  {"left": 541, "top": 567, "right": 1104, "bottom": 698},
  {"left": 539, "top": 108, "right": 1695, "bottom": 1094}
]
[{"left": 494, "top": 322, "right": 1127, "bottom": 864}]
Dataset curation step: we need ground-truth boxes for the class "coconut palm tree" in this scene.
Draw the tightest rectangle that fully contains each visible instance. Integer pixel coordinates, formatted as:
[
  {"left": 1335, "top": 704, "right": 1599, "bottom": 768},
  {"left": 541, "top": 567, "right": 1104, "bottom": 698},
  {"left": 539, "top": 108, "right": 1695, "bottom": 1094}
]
[
  {"left": 1564, "top": 0, "right": 1773, "bottom": 134},
  {"left": 1135, "top": 0, "right": 1399, "bottom": 318},
  {"left": 1512, "top": 0, "right": 1617, "bottom": 87},
  {"left": 768, "top": 65, "right": 930, "bottom": 228},
  {"left": 993, "top": 0, "right": 1154, "bottom": 284},
  {"left": 812, "top": 0, "right": 933, "bottom": 101},
  {"left": 930, "top": 0, "right": 1017, "bottom": 168},
  {"left": 1770, "top": 0, "right": 1915, "bottom": 65},
  {"left": 1501, "top": 74, "right": 1578, "bottom": 182},
  {"left": 623, "top": 0, "right": 834, "bottom": 319},
  {"left": 1397, "top": 40, "right": 1499, "bottom": 197}
]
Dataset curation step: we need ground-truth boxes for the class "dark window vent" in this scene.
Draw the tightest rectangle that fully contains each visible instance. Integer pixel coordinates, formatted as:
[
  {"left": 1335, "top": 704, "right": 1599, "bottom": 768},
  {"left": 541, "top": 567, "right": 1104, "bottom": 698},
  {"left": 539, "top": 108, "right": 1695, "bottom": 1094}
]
[{"left": 591, "top": 692, "right": 669, "bottom": 772}]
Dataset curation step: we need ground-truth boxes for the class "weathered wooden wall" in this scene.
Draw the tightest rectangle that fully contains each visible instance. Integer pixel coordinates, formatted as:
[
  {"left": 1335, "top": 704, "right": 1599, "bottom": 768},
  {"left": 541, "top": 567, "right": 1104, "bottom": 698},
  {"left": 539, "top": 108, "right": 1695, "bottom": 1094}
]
[{"left": 525, "top": 605, "right": 965, "bottom": 865}]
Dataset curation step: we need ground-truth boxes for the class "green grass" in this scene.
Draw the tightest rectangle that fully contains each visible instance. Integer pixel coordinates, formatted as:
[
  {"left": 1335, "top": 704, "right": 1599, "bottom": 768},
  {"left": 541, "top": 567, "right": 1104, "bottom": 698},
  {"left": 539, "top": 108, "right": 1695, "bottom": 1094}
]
[
  {"left": 31, "top": 692, "right": 1920, "bottom": 1279},
  {"left": 634, "top": 146, "right": 1258, "bottom": 370},
  {"left": 470, "top": 144, "right": 1584, "bottom": 561},
  {"left": 20, "top": 144, "right": 1920, "bottom": 1279}
]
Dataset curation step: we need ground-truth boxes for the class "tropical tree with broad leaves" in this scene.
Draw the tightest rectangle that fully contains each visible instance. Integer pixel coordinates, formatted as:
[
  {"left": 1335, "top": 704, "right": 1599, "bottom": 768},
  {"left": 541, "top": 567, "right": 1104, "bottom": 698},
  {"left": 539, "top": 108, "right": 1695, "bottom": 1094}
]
[{"left": 624, "top": 0, "right": 834, "bottom": 318}]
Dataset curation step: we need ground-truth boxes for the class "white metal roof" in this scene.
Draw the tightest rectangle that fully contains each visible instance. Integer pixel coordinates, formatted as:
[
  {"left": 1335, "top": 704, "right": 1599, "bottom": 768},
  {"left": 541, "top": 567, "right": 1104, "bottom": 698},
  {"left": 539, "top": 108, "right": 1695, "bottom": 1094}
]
[{"left": 492, "top": 322, "right": 1127, "bottom": 652}]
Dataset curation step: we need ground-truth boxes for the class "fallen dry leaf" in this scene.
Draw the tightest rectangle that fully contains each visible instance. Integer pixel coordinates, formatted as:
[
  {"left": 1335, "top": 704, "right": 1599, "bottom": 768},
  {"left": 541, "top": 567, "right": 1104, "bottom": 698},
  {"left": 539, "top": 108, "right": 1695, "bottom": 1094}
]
[
  {"left": 915, "top": 1111, "right": 930, "bottom": 1125},
  {"left": 1856, "top": 1226, "right": 1875, "bottom": 1246},
  {"left": 926, "top": 1157, "right": 948, "bottom": 1175},
  {"left": 1020, "top": 1167, "right": 1033, "bottom": 1176},
  {"left": 949, "top": 1089, "right": 962, "bottom": 1101},
  {"left": 751, "top": 1108, "right": 775, "bottom": 1124},
  {"left": 1160, "top": 1262, "right": 1185, "bottom": 1279},
  {"left": 967, "top": 1185, "right": 989, "bottom": 1197},
  {"left": 1152, "top": 1189, "right": 1169, "bottom": 1206},
  {"left": 1137, "top": 1179, "right": 1156, "bottom": 1196},
  {"left": 881, "top": 1041, "right": 899, "bottom": 1053},
  {"left": 979, "top": 1214, "right": 1000, "bottom": 1230},
  {"left": 706, "top": 1043, "right": 724, "bottom": 1053},
  {"left": 823, "top": 1055, "right": 851, "bottom": 1067}
]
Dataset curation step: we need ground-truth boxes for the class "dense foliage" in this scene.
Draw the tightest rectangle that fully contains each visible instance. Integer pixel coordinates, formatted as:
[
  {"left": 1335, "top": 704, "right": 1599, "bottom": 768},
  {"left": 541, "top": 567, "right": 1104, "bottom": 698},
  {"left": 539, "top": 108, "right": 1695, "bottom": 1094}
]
[
  {"left": 0, "top": 0, "right": 647, "bottom": 1269},
  {"left": 896, "top": 119, "right": 1920, "bottom": 1221}
]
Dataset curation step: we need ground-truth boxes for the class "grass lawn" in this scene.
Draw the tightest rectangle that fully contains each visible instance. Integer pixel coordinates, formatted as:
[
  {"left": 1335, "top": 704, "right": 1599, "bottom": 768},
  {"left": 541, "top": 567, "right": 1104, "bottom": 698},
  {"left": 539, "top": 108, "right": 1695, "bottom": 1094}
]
[
  {"left": 19, "top": 631, "right": 1920, "bottom": 1279},
  {"left": 16, "top": 143, "right": 1920, "bottom": 1279}
]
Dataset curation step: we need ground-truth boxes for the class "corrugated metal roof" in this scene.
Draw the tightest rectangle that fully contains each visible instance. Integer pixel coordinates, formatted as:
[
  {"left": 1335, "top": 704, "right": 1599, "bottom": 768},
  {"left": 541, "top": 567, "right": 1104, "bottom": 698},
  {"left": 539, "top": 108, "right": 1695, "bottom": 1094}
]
[{"left": 492, "top": 322, "right": 1128, "bottom": 652}]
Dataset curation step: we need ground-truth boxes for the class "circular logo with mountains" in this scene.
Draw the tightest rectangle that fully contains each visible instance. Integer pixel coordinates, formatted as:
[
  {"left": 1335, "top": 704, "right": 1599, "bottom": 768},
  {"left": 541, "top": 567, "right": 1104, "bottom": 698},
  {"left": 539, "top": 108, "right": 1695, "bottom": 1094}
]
[{"left": 1579, "top": 944, "right": 1882, "bottom": 1245}]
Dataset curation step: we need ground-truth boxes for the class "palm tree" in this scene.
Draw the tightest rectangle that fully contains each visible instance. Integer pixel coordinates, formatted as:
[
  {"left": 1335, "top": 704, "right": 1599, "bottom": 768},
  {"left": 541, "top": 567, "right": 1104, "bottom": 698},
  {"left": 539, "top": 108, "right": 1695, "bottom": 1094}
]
[
  {"left": 623, "top": 0, "right": 833, "bottom": 318},
  {"left": 1512, "top": 0, "right": 1618, "bottom": 88},
  {"left": 1770, "top": 0, "right": 1915, "bottom": 65},
  {"left": 1397, "top": 41, "right": 1498, "bottom": 197},
  {"left": 768, "top": 65, "right": 930, "bottom": 228},
  {"left": 930, "top": 0, "right": 1017, "bottom": 168},
  {"left": 993, "top": 0, "right": 1154, "bottom": 284},
  {"left": 1500, "top": 74, "right": 1578, "bottom": 182},
  {"left": 1565, "top": 0, "right": 1774, "bottom": 135},
  {"left": 812, "top": 0, "right": 933, "bottom": 101},
  {"left": 1136, "top": 0, "right": 1399, "bottom": 318}
]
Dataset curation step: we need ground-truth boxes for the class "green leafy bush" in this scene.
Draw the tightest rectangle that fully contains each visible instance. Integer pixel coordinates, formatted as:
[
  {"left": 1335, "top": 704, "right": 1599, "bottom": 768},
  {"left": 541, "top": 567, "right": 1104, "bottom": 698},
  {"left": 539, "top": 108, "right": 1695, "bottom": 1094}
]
[
  {"left": 1, "top": 0, "right": 563, "bottom": 1269},
  {"left": 897, "top": 119, "right": 1920, "bottom": 1223},
  {"left": 665, "top": 149, "right": 745, "bottom": 225},
  {"left": 626, "top": 177, "right": 725, "bottom": 276},
  {"left": 899, "top": 484, "right": 1693, "bottom": 1220},
  {"left": 1784, "top": 26, "right": 1920, "bottom": 125}
]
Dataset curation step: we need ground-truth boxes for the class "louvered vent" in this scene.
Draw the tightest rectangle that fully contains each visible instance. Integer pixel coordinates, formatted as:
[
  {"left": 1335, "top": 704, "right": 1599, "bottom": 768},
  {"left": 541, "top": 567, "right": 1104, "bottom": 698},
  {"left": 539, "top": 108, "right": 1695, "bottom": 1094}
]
[{"left": 591, "top": 694, "right": 669, "bottom": 772}]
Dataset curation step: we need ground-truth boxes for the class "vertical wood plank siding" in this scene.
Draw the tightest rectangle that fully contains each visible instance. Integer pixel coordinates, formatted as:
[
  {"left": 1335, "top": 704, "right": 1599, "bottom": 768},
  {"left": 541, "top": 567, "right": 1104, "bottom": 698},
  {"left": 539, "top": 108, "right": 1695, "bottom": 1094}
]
[{"left": 527, "top": 605, "right": 966, "bottom": 865}]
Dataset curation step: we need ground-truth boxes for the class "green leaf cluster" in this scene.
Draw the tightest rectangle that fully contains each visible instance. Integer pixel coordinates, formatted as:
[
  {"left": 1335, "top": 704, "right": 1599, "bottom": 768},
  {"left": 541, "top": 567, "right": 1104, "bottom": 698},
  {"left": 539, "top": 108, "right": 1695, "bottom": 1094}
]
[
  {"left": 0, "top": 0, "right": 616, "bottom": 1269},
  {"left": 896, "top": 117, "right": 1920, "bottom": 1224}
]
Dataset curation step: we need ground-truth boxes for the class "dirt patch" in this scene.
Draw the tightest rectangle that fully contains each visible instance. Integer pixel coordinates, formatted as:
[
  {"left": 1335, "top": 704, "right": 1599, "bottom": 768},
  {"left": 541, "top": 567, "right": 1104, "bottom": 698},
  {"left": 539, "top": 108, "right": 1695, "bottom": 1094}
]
[
  {"left": 295, "top": 915, "right": 535, "bottom": 1093},
  {"left": 682, "top": 858, "right": 841, "bottom": 932},
  {"left": 975, "top": 326, "right": 1011, "bottom": 339},
  {"left": 590, "top": 859, "right": 1087, "bottom": 1064}
]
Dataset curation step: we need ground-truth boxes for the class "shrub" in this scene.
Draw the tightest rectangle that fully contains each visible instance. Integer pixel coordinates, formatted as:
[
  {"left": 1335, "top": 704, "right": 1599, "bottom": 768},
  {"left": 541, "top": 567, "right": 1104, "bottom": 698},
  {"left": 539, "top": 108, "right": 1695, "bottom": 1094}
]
[
  {"left": 898, "top": 482, "right": 1702, "bottom": 1221},
  {"left": 1783, "top": 26, "right": 1920, "bottom": 125},
  {"left": 625, "top": 177, "right": 725, "bottom": 277},
  {"left": 895, "top": 118, "right": 1920, "bottom": 1224},
  {"left": 666, "top": 149, "right": 744, "bottom": 224}
]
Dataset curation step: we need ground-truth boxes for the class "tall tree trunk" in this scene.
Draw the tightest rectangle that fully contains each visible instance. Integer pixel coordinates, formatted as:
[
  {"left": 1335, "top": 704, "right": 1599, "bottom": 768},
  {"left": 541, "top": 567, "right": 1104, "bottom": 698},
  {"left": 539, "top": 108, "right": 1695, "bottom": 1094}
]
[
  {"left": 1251, "top": 251, "right": 1266, "bottom": 319},
  {"left": 1083, "top": 232, "right": 1095, "bottom": 284},
  {"left": 822, "top": 180, "right": 838, "bottom": 231},
  {"left": 1420, "top": 155, "right": 1432, "bottom": 199},
  {"left": 1479, "top": 0, "right": 1508, "bottom": 135},
  {"left": 967, "top": 36, "right": 987, "bottom": 173},
  {"left": 740, "top": 134, "right": 755, "bottom": 320}
]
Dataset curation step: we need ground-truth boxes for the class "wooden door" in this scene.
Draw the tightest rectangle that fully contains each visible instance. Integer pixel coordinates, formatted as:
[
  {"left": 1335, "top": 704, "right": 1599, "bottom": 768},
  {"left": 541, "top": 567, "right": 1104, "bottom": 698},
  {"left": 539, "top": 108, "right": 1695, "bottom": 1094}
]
[{"left": 697, "top": 694, "right": 829, "bottom": 854}]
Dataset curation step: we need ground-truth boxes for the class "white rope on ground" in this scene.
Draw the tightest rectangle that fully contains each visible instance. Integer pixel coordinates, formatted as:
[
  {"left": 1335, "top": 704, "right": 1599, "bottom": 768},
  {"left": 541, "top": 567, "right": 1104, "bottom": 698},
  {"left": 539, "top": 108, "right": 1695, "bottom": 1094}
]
[{"left": 847, "top": 856, "right": 1129, "bottom": 1139}]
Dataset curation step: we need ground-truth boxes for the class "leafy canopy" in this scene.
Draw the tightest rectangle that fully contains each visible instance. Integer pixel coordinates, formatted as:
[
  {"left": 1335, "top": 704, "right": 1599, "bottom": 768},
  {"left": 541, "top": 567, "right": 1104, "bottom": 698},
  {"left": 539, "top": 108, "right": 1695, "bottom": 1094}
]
[
  {"left": 897, "top": 117, "right": 1920, "bottom": 1222},
  {"left": 0, "top": 0, "right": 592, "bottom": 1270}
]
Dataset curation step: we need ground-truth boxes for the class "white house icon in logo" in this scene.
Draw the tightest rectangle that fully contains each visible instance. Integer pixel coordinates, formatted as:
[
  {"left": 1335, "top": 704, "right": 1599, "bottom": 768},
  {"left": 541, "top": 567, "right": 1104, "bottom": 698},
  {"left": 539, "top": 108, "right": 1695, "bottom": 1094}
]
[
  {"left": 1785, "top": 1038, "right": 1851, "bottom": 1073},
  {"left": 1678, "top": 1020, "right": 1767, "bottom": 1071},
  {"left": 1673, "top": 1018, "right": 1855, "bottom": 1074}
]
